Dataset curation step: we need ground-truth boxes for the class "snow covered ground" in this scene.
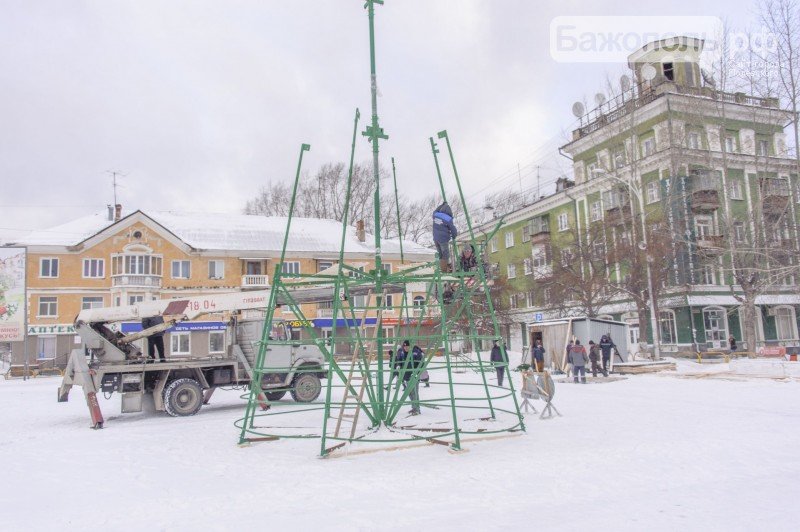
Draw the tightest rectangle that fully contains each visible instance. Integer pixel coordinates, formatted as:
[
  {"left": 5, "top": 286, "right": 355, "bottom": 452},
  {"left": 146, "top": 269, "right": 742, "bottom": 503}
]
[{"left": 2, "top": 357, "right": 799, "bottom": 531}]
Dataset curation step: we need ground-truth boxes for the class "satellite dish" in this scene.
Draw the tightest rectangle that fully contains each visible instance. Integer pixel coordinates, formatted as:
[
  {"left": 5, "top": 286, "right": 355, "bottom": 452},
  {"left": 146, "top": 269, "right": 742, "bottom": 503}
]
[
  {"left": 620, "top": 75, "right": 631, "bottom": 92},
  {"left": 571, "top": 101, "right": 585, "bottom": 118},
  {"left": 637, "top": 241, "right": 647, "bottom": 251},
  {"left": 595, "top": 93, "right": 607, "bottom": 106},
  {"left": 641, "top": 64, "right": 657, "bottom": 82}
]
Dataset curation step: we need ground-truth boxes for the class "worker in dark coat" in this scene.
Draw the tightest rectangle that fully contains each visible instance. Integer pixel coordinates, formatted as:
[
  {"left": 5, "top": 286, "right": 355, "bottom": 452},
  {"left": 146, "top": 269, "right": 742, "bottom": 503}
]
[
  {"left": 395, "top": 340, "right": 423, "bottom": 415},
  {"left": 490, "top": 340, "right": 507, "bottom": 387},
  {"left": 141, "top": 315, "right": 166, "bottom": 361},
  {"left": 568, "top": 340, "right": 588, "bottom": 384},
  {"left": 432, "top": 202, "right": 458, "bottom": 273},
  {"left": 599, "top": 334, "right": 615, "bottom": 377},
  {"left": 531, "top": 340, "right": 545, "bottom": 372},
  {"left": 588, "top": 340, "right": 601, "bottom": 377}
]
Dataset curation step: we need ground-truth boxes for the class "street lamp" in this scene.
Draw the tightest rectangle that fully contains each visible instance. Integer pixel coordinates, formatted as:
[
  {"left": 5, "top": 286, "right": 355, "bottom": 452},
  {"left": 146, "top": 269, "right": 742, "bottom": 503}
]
[{"left": 593, "top": 169, "right": 662, "bottom": 361}]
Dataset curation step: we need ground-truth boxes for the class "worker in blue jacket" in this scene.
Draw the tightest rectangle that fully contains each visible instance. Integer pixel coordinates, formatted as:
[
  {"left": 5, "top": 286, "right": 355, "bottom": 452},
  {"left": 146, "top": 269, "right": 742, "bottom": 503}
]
[{"left": 432, "top": 202, "right": 458, "bottom": 272}]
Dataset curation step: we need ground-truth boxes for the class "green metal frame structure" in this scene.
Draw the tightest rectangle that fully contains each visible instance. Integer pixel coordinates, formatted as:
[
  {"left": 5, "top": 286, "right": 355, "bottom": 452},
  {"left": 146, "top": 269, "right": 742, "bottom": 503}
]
[{"left": 236, "top": 0, "right": 525, "bottom": 456}]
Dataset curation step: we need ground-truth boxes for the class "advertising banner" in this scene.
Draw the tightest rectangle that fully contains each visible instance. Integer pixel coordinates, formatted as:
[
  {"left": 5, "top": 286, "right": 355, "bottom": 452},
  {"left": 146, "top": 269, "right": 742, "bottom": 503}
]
[{"left": 0, "top": 247, "right": 26, "bottom": 342}]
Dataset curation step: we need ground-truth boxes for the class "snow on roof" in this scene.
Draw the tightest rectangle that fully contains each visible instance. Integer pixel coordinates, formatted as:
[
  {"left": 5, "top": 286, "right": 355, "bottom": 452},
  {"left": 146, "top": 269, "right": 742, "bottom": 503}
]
[
  {"left": 5, "top": 211, "right": 124, "bottom": 247},
  {"left": 6, "top": 209, "right": 433, "bottom": 258}
]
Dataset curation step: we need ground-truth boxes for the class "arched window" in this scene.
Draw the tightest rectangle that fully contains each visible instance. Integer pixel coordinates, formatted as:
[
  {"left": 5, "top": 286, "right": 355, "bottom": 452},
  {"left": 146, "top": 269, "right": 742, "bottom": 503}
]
[
  {"left": 659, "top": 310, "right": 677, "bottom": 344},
  {"left": 773, "top": 306, "right": 797, "bottom": 341},
  {"left": 412, "top": 296, "right": 425, "bottom": 307}
]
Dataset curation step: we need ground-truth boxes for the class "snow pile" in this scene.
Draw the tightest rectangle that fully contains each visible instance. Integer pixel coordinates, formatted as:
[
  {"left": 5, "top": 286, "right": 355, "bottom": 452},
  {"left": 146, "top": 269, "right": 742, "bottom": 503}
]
[{"left": 2, "top": 364, "right": 800, "bottom": 530}]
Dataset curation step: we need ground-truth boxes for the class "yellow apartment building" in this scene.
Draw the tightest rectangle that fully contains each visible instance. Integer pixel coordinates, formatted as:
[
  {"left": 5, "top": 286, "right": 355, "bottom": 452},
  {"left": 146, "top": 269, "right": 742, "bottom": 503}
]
[{"left": 2, "top": 207, "right": 433, "bottom": 367}]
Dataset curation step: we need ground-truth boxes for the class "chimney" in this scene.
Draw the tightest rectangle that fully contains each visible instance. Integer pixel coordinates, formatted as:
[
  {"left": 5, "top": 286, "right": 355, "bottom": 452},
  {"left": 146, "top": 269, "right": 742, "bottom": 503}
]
[
  {"left": 356, "top": 220, "right": 366, "bottom": 243},
  {"left": 114, "top": 204, "right": 122, "bottom": 222},
  {"left": 107, "top": 205, "right": 114, "bottom": 221}
]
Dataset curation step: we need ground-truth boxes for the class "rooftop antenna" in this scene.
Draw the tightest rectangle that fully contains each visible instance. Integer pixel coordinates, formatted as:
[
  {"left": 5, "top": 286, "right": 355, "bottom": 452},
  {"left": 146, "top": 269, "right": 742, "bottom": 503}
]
[{"left": 106, "top": 170, "right": 127, "bottom": 207}]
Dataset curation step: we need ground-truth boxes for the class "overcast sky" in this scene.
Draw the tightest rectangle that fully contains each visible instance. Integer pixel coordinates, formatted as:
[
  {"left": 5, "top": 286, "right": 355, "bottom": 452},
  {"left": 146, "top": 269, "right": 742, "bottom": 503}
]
[{"left": 0, "top": 0, "right": 753, "bottom": 243}]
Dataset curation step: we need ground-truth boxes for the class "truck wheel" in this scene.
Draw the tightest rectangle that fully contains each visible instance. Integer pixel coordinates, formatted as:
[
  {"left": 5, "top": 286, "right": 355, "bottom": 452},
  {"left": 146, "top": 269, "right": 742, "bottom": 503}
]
[
  {"left": 290, "top": 373, "right": 321, "bottom": 402},
  {"left": 265, "top": 390, "right": 286, "bottom": 401},
  {"left": 164, "top": 378, "right": 203, "bottom": 417}
]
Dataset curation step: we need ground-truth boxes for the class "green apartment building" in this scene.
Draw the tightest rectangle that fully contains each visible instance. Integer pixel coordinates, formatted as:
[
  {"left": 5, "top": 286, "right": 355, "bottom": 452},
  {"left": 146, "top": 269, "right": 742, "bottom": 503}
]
[{"left": 469, "top": 36, "right": 800, "bottom": 357}]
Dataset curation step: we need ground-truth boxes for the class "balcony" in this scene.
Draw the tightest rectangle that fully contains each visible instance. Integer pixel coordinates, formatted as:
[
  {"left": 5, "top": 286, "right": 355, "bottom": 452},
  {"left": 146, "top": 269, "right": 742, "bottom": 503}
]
[
  {"left": 571, "top": 82, "right": 780, "bottom": 141},
  {"left": 241, "top": 275, "right": 270, "bottom": 289},
  {"left": 111, "top": 275, "right": 162, "bottom": 288},
  {"left": 690, "top": 172, "right": 721, "bottom": 213},
  {"left": 529, "top": 217, "right": 550, "bottom": 245},
  {"left": 695, "top": 234, "right": 725, "bottom": 256},
  {"left": 761, "top": 179, "right": 790, "bottom": 219}
]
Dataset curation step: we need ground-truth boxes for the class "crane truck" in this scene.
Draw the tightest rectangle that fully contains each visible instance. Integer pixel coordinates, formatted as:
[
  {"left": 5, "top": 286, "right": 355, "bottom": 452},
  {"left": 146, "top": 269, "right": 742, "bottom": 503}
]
[{"left": 57, "top": 290, "right": 327, "bottom": 428}]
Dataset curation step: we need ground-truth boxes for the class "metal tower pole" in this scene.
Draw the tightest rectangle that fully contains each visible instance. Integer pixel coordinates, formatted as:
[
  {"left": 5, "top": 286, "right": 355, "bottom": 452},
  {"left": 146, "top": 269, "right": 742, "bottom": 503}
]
[
  {"left": 391, "top": 157, "right": 405, "bottom": 264},
  {"left": 362, "top": 0, "right": 389, "bottom": 422},
  {"left": 430, "top": 137, "right": 448, "bottom": 203}
]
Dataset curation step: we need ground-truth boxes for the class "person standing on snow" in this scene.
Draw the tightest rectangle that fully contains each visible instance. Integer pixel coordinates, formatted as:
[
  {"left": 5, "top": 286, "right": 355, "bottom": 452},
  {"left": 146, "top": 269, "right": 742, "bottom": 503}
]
[
  {"left": 531, "top": 340, "right": 545, "bottom": 372},
  {"left": 568, "top": 340, "right": 588, "bottom": 384},
  {"left": 395, "top": 340, "right": 423, "bottom": 415},
  {"left": 599, "top": 334, "right": 615, "bottom": 377},
  {"left": 588, "top": 340, "right": 601, "bottom": 378},
  {"left": 432, "top": 201, "right": 458, "bottom": 273},
  {"left": 490, "top": 340, "right": 508, "bottom": 387}
]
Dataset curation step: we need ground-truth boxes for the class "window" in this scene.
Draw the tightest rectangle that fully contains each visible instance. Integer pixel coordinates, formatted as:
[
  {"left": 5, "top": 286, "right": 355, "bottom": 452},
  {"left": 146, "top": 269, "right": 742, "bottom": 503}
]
[
  {"left": 171, "top": 260, "right": 191, "bottom": 279},
  {"left": 659, "top": 310, "right": 677, "bottom": 344},
  {"left": 128, "top": 295, "right": 145, "bottom": 305},
  {"left": 490, "top": 237, "right": 498, "bottom": 253},
  {"left": 208, "top": 260, "right": 225, "bottom": 280},
  {"left": 82, "top": 258, "right": 105, "bottom": 278},
  {"left": 586, "top": 161, "right": 598, "bottom": 180},
  {"left": 317, "top": 260, "right": 334, "bottom": 272},
  {"left": 376, "top": 294, "right": 394, "bottom": 309},
  {"left": 171, "top": 332, "right": 191, "bottom": 355},
  {"left": 521, "top": 225, "right": 531, "bottom": 243},
  {"left": 209, "top": 331, "right": 225, "bottom": 354},
  {"left": 593, "top": 241, "right": 606, "bottom": 259},
  {"left": 38, "top": 296, "right": 57, "bottom": 317},
  {"left": 663, "top": 62, "right": 674, "bottom": 81},
  {"left": 523, "top": 258, "right": 533, "bottom": 275},
  {"left": 774, "top": 306, "right": 796, "bottom": 341},
  {"left": 701, "top": 265, "right": 716, "bottom": 285},
  {"left": 245, "top": 261, "right": 263, "bottom": 275},
  {"left": 81, "top": 296, "right": 104, "bottom": 310},
  {"left": 590, "top": 201, "right": 602, "bottom": 222},
  {"left": 509, "top": 294, "right": 518, "bottom": 309},
  {"left": 557, "top": 212, "right": 569, "bottom": 231},
  {"left": 543, "top": 288, "right": 552, "bottom": 306},
  {"left": 642, "top": 137, "right": 655, "bottom": 157},
  {"left": 35, "top": 336, "right": 57, "bottom": 360},
  {"left": 382, "top": 327, "right": 395, "bottom": 339},
  {"left": 695, "top": 216, "right": 712, "bottom": 239},
  {"left": 532, "top": 245, "right": 549, "bottom": 268},
  {"left": 281, "top": 262, "right": 301, "bottom": 275},
  {"left": 526, "top": 291, "right": 535, "bottom": 307},
  {"left": 40, "top": 258, "right": 59, "bottom": 278},
  {"left": 507, "top": 263, "right": 516, "bottom": 279},
  {"left": 724, "top": 136, "right": 736, "bottom": 153},
  {"left": 728, "top": 180, "right": 743, "bottom": 200},
  {"left": 613, "top": 149, "right": 626, "bottom": 169},
  {"left": 757, "top": 139, "right": 769, "bottom": 156},
  {"left": 505, "top": 231, "right": 515, "bottom": 248},
  {"left": 112, "top": 254, "right": 163, "bottom": 276},
  {"left": 734, "top": 222, "right": 746, "bottom": 243},
  {"left": 646, "top": 181, "right": 660, "bottom": 204},
  {"left": 412, "top": 295, "right": 425, "bottom": 307},
  {"left": 560, "top": 248, "right": 574, "bottom": 266},
  {"left": 289, "top": 328, "right": 301, "bottom": 341},
  {"left": 688, "top": 132, "right": 701, "bottom": 150},
  {"left": 351, "top": 295, "right": 367, "bottom": 309},
  {"left": 382, "top": 263, "right": 392, "bottom": 275}
]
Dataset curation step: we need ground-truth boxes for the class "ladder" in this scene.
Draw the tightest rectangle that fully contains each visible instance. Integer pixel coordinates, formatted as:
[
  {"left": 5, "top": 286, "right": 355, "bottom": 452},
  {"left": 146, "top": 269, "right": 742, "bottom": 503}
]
[{"left": 330, "top": 290, "right": 386, "bottom": 446}]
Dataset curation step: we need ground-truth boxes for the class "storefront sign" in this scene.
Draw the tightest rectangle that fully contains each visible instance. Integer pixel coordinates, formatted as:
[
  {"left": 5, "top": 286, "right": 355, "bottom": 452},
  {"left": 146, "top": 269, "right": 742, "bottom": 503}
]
[
  {"left": 0, "top": 247, "right": 26, "bottom": 342},
  {"left": 313, "top": 318, "right": 378, "bottom": 328},
  {"left": 120, "top": 321, "right": 227, "bottom": 333},
  {"left": 27, "top": 324, "right": 76, "bottom": 336}
]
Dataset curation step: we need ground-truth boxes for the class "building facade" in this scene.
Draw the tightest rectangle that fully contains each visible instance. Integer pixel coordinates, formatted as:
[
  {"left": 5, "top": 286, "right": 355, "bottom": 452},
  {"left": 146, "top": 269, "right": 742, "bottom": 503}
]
[
  {"left": 471, "top": 37, "right": 800, "bottom": 356},
  {"left": 3, "top": 208, "right": 433, "bottom": 367}
]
